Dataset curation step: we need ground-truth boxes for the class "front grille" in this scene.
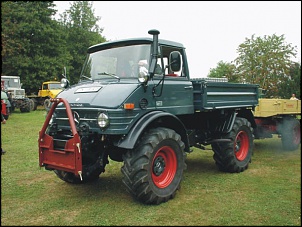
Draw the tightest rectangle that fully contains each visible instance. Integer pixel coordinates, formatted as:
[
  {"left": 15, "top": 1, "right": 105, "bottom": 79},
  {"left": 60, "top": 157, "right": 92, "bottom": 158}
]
[
  {"left": 15, "top": 90, "right": 25, "bottom": 95},
  {"left": 53, "top": 107, "right": 140, "bottom": 135}
]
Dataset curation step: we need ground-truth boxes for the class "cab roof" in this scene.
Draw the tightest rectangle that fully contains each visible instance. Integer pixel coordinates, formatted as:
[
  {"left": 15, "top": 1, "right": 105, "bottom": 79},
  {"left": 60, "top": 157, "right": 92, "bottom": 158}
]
[{"left": 88, "top": 37, "right": 185, "bottom": 53}]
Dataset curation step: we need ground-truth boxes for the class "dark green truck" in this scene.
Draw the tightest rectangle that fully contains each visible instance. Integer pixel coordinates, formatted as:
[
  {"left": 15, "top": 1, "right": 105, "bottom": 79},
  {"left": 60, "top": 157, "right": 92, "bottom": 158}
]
[{"left": 38, "top": 29, "right": 259, "bottom": 205}]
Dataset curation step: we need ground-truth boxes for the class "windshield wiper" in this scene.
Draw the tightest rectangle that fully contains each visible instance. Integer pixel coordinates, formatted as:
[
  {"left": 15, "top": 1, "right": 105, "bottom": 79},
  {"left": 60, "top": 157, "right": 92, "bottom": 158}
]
[
  {"left": 80, "top": 75, "right": 93, "bottom": 81},
  {"left": 98, "top": 72, "right": 120, "bottom": 80}
]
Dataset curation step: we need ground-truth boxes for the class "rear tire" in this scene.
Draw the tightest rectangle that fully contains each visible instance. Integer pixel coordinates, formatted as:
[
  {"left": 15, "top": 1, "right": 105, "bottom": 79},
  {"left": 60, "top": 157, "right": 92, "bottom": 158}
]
[
  {"left": 29, "top": 98, "right": 36, "bottom": 111},
  {"left": 212, "top": 117, "right": 254, "bottom": 173},
  {"left": 20, "top": 99, "right": 31, "bottom": 112},
  {"left": 121, "top": 127, "right": 186, "bottom": 205},
  {"left": 281, "top": 118, "right": 300, "bottom": 151},
  {"left": 30, "top": 98, "right": 38, "bottom": 111}
]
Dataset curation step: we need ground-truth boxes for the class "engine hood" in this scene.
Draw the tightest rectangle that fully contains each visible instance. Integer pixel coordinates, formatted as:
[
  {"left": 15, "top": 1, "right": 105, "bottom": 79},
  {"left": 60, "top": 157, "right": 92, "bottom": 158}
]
[
  {"left": 57, "top": 82, "right": 140, "bottom": 108},
  {"left": 50, "top": 89, "right": 63, "bottom": 98}
]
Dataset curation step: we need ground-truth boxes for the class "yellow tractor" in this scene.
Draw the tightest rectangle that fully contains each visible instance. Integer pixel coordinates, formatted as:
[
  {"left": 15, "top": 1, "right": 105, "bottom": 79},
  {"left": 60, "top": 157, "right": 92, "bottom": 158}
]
[
  {"left": 28, "top": 81, "right": 63, "bottom": 110},
  {"left": 253, "top": 98, "right": 301, "bottom": 150}
]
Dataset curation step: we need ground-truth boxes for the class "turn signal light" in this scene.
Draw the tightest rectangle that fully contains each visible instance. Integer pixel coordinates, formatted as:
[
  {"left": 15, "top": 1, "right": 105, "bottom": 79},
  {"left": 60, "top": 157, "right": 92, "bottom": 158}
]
[{"left": 124, "top": 103, "right": 135, "bottom": 110}]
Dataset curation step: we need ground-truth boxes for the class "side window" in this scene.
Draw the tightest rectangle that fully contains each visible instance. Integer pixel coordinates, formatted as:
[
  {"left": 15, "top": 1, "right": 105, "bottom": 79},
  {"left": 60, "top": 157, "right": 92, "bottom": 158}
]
[{"left": 159, "top": 46, "right": 183, "bottom": 77}]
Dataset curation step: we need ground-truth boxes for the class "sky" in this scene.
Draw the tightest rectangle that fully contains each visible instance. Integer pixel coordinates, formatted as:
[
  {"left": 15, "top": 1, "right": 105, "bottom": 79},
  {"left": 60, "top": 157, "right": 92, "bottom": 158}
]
[{"left": 53, "top": 1, "right": 301, "bottom": 78}]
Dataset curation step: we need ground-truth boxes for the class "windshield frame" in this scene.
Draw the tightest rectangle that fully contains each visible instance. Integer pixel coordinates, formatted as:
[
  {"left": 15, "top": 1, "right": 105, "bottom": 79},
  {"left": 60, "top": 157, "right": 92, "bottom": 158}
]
[{"left": 80, "top": 44, "right": 151, "bottom": 81}]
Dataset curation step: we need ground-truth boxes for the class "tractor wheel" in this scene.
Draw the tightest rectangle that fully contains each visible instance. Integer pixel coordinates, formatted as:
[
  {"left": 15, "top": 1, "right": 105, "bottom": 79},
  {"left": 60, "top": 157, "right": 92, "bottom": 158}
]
[
  {"left": 20, "top": 100, "right": 31, "bottom": 112},
  {"left": 121, "top": 127, "right": 186, "bottom": 205},
  {"left": 44, "top": 98, "right": 51, "bottom": 111},
  {"left": 211, "top": 117, "right": 254, "bottom": 173},
  {"left": 29, "top": 98, "right": 36, "bottom": 111},
  {"left": 54, "top": 168, "right": 103, "bottom": 184},
  {"left": 281, "top": 118, "right": 300, "bottom": 151},
  {"left": 30, "top": 98, "right": 38, "bottom": 111}
]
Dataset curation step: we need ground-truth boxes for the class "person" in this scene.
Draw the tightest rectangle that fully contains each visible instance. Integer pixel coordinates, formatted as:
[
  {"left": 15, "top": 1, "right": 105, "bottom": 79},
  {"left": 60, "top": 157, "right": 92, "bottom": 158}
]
[
  {"left": 1, "top": 112, "right": 6, "bottom": 155},
  {"left": 1, "top": 89, "right": 11, "bottom": 117},
  {"left": 290, "top": 93, "right": 298, "bottom": 100}
]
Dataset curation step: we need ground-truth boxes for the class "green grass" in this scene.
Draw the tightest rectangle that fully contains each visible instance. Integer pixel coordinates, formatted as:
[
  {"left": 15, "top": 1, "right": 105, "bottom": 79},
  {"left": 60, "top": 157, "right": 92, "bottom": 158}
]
[{"left": 1, "top": 109, "right": 301, "bottom": 226}]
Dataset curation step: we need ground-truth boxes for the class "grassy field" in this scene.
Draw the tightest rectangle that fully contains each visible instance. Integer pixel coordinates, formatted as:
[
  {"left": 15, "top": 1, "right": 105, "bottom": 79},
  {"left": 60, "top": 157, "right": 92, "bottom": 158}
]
[{"left": 1, "top": 108, "right": 301, "bottom": 226}]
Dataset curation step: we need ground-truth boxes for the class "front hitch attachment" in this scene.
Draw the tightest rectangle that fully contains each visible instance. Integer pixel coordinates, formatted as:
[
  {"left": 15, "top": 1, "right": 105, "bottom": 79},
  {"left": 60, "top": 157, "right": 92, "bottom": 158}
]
[{"left": 38, "top": 98, "right": 82, "bottom": 179}]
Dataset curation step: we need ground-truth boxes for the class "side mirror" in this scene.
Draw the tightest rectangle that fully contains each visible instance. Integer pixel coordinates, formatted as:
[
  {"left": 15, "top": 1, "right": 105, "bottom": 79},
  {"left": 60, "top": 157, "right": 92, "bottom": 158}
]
[
  {"left": 138, "top": 65, "right": 149, "bottom": 83},
  {"left": 169, "top": 51, "right": 181, "bottom": 72},
  {"left": 60, "top": 78, "right": 69, "bottom": 88}
]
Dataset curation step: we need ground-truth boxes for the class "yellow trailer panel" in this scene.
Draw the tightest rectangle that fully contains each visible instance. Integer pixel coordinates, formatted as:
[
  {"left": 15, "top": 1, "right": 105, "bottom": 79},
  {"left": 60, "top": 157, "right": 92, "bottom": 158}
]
[{"left": 253, "top": 98, "right": 301, "bottom": 117}]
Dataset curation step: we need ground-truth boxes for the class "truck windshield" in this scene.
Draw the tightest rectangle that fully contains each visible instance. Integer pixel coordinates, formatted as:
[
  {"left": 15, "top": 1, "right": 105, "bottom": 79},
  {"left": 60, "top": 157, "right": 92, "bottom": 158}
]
[
  {"left": 80, "top": 44, "right": 150, "bottom": 81},
  {"left": 2, "top": 78, "right": 21, "bottom": 88},
  {"left": 49, "top": 83, "right": 62, "bottom": 89}
]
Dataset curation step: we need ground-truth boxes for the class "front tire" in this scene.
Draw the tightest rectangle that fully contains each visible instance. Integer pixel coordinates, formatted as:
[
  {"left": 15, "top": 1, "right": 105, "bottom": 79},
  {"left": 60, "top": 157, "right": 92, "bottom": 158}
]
[
  {"left": 44, "top": 98, "right": 51, "bottom": 111},
  {"left": 54, "top": 156, "right": 108, "bottom": 184},
  {"left": 54, "top": 167, "right": 103, "bottom": 184},
  {"left": 121, "top": 127, "right": 186, "bottom": 205},
  {"left": 211, "top": 117, "right": 254, "bottom": 173},
  {"left": 29, "top": 98, "right": 36, "bottom": 111}
]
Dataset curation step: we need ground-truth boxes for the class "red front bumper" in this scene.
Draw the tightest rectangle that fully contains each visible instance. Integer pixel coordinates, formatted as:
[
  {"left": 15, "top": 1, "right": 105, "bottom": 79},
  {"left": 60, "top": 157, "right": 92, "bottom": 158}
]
[{"left": 38, "top": 98, "right": 82, "bottom": 176}]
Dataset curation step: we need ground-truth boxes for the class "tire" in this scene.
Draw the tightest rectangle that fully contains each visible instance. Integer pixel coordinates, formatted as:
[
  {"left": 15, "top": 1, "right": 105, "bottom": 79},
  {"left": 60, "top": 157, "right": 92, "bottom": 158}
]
[
  {"left": 281, "top": 118, "right": 300, "bottom": 151},
  {"left": 31, "top": 98, "right": 38, "bottom": 111},
  {"left": 121, "top": 127, "right": 186, "bottom": 205},
  {"left": 54, "top": 167, "right": 103, "bottom": 184},
  {"left": 44, "top": 98, "right": 51, "bottom": 111},
  {"left": 29, "top": 98, "right": 36, "bottom": 111},
  {"left": 20, "top": 100, "right": 31, "bottom": 113},
  {"left": 211, "top": 117, "right": 254, "bottom": 173},
  {"left": 53, "top": 155, "right": 107, "bottom": 184}
]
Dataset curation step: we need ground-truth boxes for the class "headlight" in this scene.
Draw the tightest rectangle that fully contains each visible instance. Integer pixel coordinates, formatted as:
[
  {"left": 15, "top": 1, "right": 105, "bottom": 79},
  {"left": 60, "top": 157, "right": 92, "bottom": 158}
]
[{"left": 97, "top": 112, "right": 109, "bottom": 128}]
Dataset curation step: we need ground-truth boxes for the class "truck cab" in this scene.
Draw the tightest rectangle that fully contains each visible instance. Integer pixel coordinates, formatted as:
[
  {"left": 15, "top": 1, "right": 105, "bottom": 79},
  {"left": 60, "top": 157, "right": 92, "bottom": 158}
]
[
  {"left": 38, "top": 81, "right": 63, "bottom": 99},
  {"left": 1, "top": 75, "right": 32, "bottom": 112}
]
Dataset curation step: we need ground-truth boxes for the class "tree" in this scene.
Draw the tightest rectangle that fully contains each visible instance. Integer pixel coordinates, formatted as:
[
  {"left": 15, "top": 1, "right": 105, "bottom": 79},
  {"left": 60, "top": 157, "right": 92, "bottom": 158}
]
[
  {"left": 1, "top": 1, "right": 106, "bottom": 93},
  {"left": 57, "top": 1, "right": 106, "bottom": 85},
  {"left": 1, "top": 1, "right": 71, "bottom": 94},
  {"left": 234, "top": 34, "right": 297, "bottom": 97},
  {"left": 277, "top": 62, "right": 301, "bottom": 99},
  {"left": 208, "top": 61, "right": 240, "bottom": 83}
]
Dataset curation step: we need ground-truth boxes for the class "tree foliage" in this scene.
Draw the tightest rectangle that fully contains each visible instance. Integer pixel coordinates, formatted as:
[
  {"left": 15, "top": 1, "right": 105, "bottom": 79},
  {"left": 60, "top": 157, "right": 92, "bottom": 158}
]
[
  {"left": 57, "top": 1, "right": 106, "bottom": 85},
  {"left": 234, "top": 34, "right": 297, "bottom": 97},
  {"left": 208, "top": 34, "right": 300, "bottom": 98},
  {"left": 1, "top": 1, "right": 106, "bottom": 94},
  {"left": 276, "top": 62, "right": 301, "bottom": 99},
  {"left": 208, "top": 61, "right": 240, "bottom": 83},
  {"left": 1, "top": 1, "right": 70, "bottom": 93}
]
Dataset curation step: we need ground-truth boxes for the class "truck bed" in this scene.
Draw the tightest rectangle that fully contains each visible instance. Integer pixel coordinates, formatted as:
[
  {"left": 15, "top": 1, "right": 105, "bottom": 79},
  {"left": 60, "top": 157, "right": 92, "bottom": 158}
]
[
  {"left": 253, "top": 98, "right": 301, "bottom": 117},
  {"left": 191, "top": 78, "right": 259, "bottom": 111}
]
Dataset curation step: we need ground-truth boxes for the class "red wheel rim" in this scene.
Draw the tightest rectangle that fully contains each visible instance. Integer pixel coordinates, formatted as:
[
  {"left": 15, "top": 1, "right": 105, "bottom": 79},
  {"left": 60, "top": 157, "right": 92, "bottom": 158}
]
[
  {"left": 151, "top": 146, "right": 177, "bottom": 188},
  {"left": 234, "top": 131, "right": 249, "bottom": 161}
]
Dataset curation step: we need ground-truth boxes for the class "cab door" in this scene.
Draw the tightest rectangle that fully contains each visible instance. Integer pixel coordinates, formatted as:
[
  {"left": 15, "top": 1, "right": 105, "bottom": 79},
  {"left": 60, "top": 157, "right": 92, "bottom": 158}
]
[
  {"left": 153, "top": 76, "right": 194, "bottom": 115},
  {"left": 152, "top": 48, "right": 194, "bottom": 115}
]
